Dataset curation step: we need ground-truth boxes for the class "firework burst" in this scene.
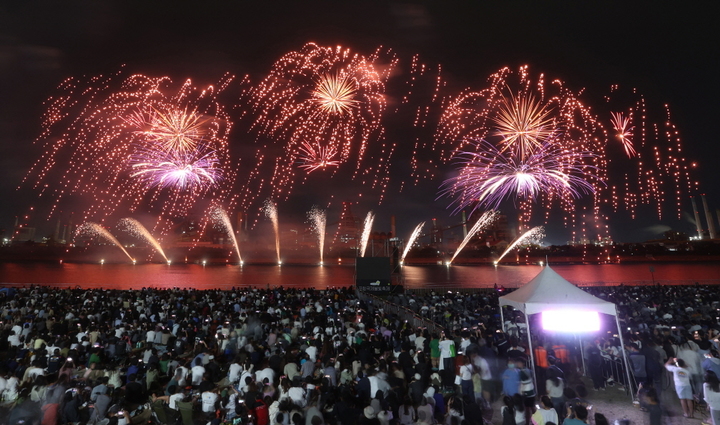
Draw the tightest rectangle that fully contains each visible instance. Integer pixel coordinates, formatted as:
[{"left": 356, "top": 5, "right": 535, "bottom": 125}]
[
  {"left": 240, "top": 43, "right": 396, "bottom": 209},
  {"left": 313, "top": 73, "right": 359, "bottom": 115},
  {"left": 130, "top": 145, "right": 222, "bottom": 190},
  {"left": 609, "top": 111, "right": 636, "bottom": 158},
  {"left": 22, "top": 70, "right": 236, "bottom": 234},
  {"left": 137, "top": 106, "right": 208, "bottom": 154},
  {"left": 441, "top": 140, "right": 599, "bottom": 213},
  {"left": 495, "top": 93, "right": 556, "bottom": 160},
  {"left": 297, "top": 141, "right": 341, "bottom": 172},
  {"left": 435, "top": 66, "right": 608, "bottom": 244}
]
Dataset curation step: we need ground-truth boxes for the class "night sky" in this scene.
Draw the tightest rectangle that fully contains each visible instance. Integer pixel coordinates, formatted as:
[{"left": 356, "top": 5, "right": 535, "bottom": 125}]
[{"left": 1, "top": 1, "right": 719, "bottom": 245}]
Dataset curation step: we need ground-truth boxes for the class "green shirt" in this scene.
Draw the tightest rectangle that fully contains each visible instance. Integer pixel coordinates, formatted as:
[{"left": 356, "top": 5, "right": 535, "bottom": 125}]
[{"left": 430, "top": 338, "right": 440, "bottom": 358}]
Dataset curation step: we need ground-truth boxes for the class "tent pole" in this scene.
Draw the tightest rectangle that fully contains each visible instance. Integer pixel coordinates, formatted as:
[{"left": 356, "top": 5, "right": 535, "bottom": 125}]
[
  {"left": 500, "top": 305, "right": 506, "bottom": 332},
  {"left": 614, "top": 307, "right": 635, "bottom": 402},
  {"left": 524, "top": 307, "right": 536, "bottom": 389},
  {"left": 577, "top": 334, "right": 587, "bottom": 377}
]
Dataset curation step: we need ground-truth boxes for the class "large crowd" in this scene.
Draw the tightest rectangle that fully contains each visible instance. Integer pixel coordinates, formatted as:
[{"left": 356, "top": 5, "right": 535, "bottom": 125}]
[{"left": 0, "top": 282, "right": 719, "bottom": 425}]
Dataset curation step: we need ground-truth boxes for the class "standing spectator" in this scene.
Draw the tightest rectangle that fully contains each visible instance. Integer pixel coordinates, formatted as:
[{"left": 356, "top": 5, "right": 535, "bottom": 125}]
[
  {"left": 430, "top": 334, "right": 440, "bottom": 370},
  {"left": 459, "top": 356, "right": 474, "bottom": 400},
  {"left": 704, "top": 371, "right": 720, "bottom": 425},
  {"left": 438, "top": 333, "right": 456, "bottom": 388},
  {"left": 502, "top": 360, "right": 520, "bottom": 397},
  {"left": 665, "top": 357, "right": 694, "bottom": 418},
  {"left": 626, "top": 343, "right": 646, "bottom": 394}
]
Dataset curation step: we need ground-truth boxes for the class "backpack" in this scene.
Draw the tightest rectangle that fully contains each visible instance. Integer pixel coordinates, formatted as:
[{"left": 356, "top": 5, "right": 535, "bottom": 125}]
[{"left": 254, "top": 399, "right": 269, "bottom": 425}]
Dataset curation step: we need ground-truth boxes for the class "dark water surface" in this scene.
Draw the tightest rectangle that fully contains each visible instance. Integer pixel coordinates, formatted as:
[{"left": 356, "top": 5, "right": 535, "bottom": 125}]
[{"left": 0, "top": 261, "right": 718, "bottom": 290}]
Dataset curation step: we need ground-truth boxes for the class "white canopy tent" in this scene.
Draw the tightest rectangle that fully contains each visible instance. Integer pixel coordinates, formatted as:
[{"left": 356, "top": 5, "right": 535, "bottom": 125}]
[{"left": 498, "top": 266, "right": 633, "bottom": 397}]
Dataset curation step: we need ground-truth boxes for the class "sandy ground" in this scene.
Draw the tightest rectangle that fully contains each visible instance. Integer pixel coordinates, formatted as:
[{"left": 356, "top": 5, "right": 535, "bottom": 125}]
[{"left": 489, "top": 375, "right": 712, "bottom": 425}]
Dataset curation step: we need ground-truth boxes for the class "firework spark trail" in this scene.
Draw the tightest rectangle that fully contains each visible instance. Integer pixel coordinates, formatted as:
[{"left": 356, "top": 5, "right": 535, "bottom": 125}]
[
  {"left": 263, "top": 199, "right": 281, "bottom": 264},
  {"left": 210, "top": 207, "right": 243, "bottom": 264},
  {"left": 610, "top": 111, "right": 636, "bottom": 157},
  {"left": 307, "top": 206, "right": 327, "bottom": 264},
  {"left": 119, "top": 218, "right": 169, "bottom": 262},
  {"left": 449, "top": 211, "right": 498, "bottom": 264},
  {"left": 359, "top": 211, "right": 375, "bottom": 257},
  {"left": 400, "top": 221, "right": 425, "bottom": 264},
  {"left": 241, "top": 43, "right": 396, "bottom": 209},
  {"left": 76, "top": 222, "right": 134, "bottom": 262},
  {"left": 441, "top": 141, "right": 599, "bottom": 213},
  {"left": 604, "top": 85, "right": 696, "bottom": 221},
  {"left": 22, "top": 70, "right": 236, "bottom": 235},
  {"left": 496, "top": 226, "right": 545, "bottom": 264}
]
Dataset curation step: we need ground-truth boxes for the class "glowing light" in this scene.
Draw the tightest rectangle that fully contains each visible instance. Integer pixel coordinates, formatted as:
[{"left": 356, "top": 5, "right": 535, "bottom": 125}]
[{"left": 542, "top": 310, "right": 600, "bottom": 332}]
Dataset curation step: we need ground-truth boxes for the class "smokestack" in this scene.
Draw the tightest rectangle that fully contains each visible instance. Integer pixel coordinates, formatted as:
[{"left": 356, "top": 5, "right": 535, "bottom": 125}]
[
  {"left": 691, "top": 196, "right": 703, "bottom": 239},
  {"left": 461, "top": 211, "right": 468, "bottom": 238},
  {"left": 390, "top": 215, "right": 396, "bottom": 239},
  {"left": 702, "top": 194, "right": 717, "bottom": 239}
]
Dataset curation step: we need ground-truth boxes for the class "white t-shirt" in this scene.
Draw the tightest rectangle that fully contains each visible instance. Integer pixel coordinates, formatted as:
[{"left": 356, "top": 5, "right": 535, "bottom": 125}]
[
  {"left": 439, "top": 339, "right": 454, "bottom": 358},
  {"left": 191, "top": 365, "right": 205, "bottom": 386},
  {"left": 305, "top": 346, "right": 318, "bottom": 362},
  {"left": 228, "top": 363, "right": 243, "bottom": 383},
  {"left": 704, "top": 383, "right": 720, "bottom": 410},
  {"left": 169, "top": 393, "right": 184, "bottom": 410},
  {"left": 201, "top": 391, "right": 218, "bottom": 412},
  {"left": 460, "top": 364, "right": 473, "bottom": 380},
  {"left": 665, "top": 364, "right": 691, "bottom": 387}
]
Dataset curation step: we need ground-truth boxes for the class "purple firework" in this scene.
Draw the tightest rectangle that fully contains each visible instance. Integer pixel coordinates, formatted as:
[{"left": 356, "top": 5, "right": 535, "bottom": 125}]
[
  {"left": 130, "top": 145, "right": 221, "bottom": 191},
  {"left": 440, "top": 140, "right": 599, "bottom": 213}
]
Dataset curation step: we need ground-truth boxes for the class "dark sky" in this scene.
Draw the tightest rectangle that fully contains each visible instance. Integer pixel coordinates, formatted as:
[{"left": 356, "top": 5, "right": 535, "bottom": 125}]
[{"left": 1, "top": 1, "right": 719, "bottom": 245}]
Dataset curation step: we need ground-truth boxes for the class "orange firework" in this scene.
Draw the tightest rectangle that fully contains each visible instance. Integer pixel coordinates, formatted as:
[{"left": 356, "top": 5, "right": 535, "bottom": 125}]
[
  {"left": 494, "top": 92, "right": 556, "bottom": 160},
  {"left": 240, "top": 42, "right": 396, "bottom": 210},
  {"left": 139, "top": 106, "right": 208, "bottom": 154},
  {"left": 313, "top": 73, "right": 359, "bottom": 115}
]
